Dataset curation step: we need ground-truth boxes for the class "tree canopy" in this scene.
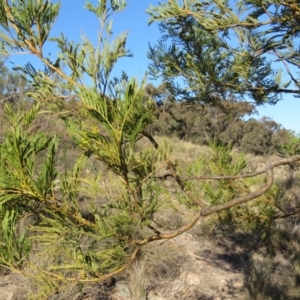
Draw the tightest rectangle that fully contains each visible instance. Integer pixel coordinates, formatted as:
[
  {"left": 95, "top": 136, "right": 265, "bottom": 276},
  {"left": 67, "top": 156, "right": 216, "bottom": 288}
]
[{"left": 147, "top": 0, "right": 300, "bottom": 105}]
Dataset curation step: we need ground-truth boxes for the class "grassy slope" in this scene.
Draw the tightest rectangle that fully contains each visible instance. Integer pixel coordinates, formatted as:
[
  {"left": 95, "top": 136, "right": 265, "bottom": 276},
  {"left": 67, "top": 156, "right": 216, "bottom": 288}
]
[{"left": 1, "top": 131, "right": 300, "bottom": 299}]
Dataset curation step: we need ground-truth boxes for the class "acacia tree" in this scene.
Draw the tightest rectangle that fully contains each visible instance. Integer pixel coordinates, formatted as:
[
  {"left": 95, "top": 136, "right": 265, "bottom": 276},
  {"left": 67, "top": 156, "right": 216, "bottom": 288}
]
[
  {"left": 147, "top": 0, "right": 300, "bottom": 104},
  {"left": 0, "top": 0, "right": 299, "bottom": 296}
]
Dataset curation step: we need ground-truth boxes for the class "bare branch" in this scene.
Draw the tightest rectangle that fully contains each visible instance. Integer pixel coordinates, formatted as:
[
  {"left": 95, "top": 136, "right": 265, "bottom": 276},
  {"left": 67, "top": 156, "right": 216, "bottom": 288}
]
[
  {"left": 274, "top": 48, "right": 300, "bottom": 89},
  {"left": 187, "top": 155, "right": 300, "bottom": 181},
  {"left": 137, "top": 213, "right": 201, "bottom": 245},
  {"left": 271, "top": 207, "right": 300, "bottom": 222},
  {"left": 0, "top": 94, "right": 17, "bottom": 103},
  {"left": 187, "top": 170, "right": 266, "bottom": 181},
  {"left": 142, "top": 130, "right": 208, "bottom": 208},
  {"left": 200, "top": 155, "right": 300, "bottom": 216},
  {"left": 136, "top": 155, "right": 300, "bottom": 247}
]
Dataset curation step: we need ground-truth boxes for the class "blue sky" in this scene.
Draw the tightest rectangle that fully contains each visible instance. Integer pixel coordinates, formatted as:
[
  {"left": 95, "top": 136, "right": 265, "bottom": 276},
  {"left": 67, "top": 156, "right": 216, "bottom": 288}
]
[{"left": 7, "top": 0, "right": 300, "bottom": 132}]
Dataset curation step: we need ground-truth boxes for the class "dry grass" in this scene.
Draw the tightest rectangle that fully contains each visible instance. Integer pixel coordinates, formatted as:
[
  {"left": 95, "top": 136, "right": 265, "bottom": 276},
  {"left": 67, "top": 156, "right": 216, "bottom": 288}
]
[
  {"left": 127, "top": 261, "right": 148, "bottom": 300},
  {"left": 244, "top": 219, "right": 300, "bottom": 300},
  {"left": 3, "top": 135, "right": 300, "bottom": 299}
]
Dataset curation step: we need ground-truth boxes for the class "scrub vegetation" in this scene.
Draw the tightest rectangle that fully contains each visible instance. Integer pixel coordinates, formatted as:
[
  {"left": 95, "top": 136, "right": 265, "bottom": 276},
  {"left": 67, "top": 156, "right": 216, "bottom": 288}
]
[{"left": 0, "top": 0, "right": 299, "bottom": 298}]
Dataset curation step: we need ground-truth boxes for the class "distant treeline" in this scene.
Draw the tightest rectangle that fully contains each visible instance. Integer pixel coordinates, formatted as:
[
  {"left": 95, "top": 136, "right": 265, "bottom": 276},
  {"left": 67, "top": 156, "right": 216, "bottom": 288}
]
[
  {"left": 0, "top": 60, "right": 294, "bottom": 157},
  {"left": 146, "top": 83, "right": 293, "bottom": 156}
]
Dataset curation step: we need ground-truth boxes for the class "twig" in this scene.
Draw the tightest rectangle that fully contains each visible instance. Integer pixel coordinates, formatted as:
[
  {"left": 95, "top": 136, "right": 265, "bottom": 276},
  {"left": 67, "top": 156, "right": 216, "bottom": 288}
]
[
  {"left": 271, "top": 207, "right": 300, "bottom": 222},
  {"left": 187, "top": 155, "right": 300, "bottom": 181},
  {"left": 274, "top": 48, "right": 300, "bottom": 89},
  {"left": 137, "top": 213, "right": 202, "bottom": 245},
  {"left": 200, "top": 155, "right": 300, "bottom": 216},
  {"left": 142, "top": 130, "right": 208, "bottom": 208}
]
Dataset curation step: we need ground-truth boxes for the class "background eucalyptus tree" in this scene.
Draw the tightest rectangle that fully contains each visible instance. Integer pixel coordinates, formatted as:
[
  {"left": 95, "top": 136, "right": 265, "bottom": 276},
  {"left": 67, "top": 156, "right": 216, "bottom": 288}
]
[{"left": 0, "top": 0, "right": 299, "bottom": 297}]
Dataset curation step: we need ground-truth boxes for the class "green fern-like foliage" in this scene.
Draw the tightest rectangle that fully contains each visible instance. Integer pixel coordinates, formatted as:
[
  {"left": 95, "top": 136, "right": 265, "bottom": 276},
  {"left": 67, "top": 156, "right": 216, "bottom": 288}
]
[
  {"left": 200, "top": 144, "right": 277, "bottom": 230},
  {"left": 0, "top": 103, "right": 58, "bottom": 268},
  {"left": 0, "top": 103, "right": 58, "bottom": 207},
  {"left": 0, "top": 1, "right": 299, "bottom": 295},
  {"left": 0, "top": 1, "right": 172, "bottom": 285}
]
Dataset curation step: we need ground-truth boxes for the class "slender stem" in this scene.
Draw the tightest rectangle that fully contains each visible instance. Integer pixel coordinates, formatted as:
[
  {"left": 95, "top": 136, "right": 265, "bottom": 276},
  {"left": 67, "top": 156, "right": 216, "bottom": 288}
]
[
  {"left": 137, "top": 213, "right": 201, "bottom": 245},
  {"left": 142, "top": 130, "right": 208, "bottom": 208}
]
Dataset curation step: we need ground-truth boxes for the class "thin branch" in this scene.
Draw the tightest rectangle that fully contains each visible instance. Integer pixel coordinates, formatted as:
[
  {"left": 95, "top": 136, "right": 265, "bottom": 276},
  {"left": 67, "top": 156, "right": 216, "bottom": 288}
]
[
  {"left": 147, "top": 224, "right": 161, "bottom": 235},
  {"left": 274, "top": 48, "right": 300, "bottom": 89},
  {"left": 249, "top": 86, "right": 300, "bottom": 95},
  {"left": 187, "top": 170, "right": 266, "bottom": 181},
  {"left": 137, "top": 213, "right": 201, "bottom": 245},
  {"left": 136, "top": 155, "right": 300, "bottom": 247},
  {"left": 200, "top": 155, "right": 300, "bottom": 216},
  {"left": 271, "top": 207, "right": 300, "bottom": 222},
  {"left": 200, "top": 166, "right": 270, "bottom": 215},
  {"left": 142, "top": 130, "right": 208, "bottom": 208},
  {"left": 41, "top": 246, "right": 141, "bottom": 283},
  {"left": 0, "top": 51, "right": 31, "bottom": 56},
  {"left": 0, "top": 94, "right": 17, "bottom": 103},
  {"left": 188, "top": 156, "right": 300, "bottom": 182}
]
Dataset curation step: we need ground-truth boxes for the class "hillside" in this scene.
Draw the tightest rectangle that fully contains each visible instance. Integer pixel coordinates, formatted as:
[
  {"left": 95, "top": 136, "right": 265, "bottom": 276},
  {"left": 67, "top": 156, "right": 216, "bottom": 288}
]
[{"left": 0, "top": 137, "right": 300, "bottom": 300}]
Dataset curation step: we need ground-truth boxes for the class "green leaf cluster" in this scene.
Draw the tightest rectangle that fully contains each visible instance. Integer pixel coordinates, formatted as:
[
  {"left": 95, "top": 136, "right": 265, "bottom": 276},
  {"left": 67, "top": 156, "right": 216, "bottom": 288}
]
[
  {"left": 0, "top": 103, "right": 58, "bottom": 206},
  {"left": 147, "top": 0, "right": 300, "bottom": 104},
  {"left": 0, "top": 0, "right": 59, "bottom": 55},
  {"left": 0, "top": 1, "right": 171, "bottom": 285},
  {"left": 0, "top": 1, "right": 299, "bottom": 293}
]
